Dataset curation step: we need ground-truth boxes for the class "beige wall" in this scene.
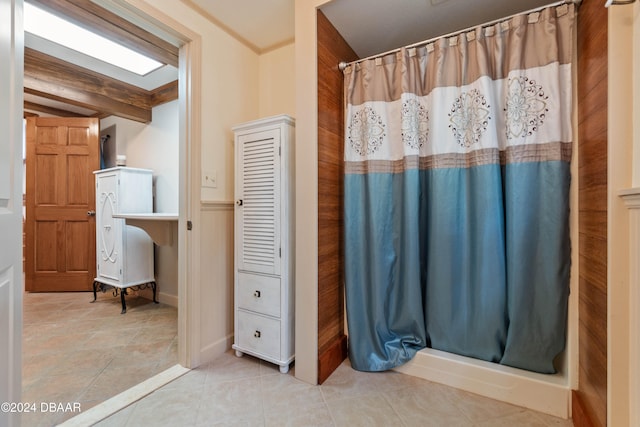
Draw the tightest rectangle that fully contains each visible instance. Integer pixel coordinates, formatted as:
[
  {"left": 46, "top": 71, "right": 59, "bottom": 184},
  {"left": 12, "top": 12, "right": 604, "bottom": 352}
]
[
  {"left": 259, "top": 43, "right": 296, "bottom": 118},
  {"left": 131, "top": 0, "right": 262, "bottom": 364},
  {"left": 130, "top": 0, "right": 300, "bottom": 366},
  {"left": 608, "top": 4, "right": 636, "bottom": 426},
  {"left": 294, "top": 0, "right": 332, "bottom": 385},
  {"left": 136, "top": 1, "right": 261, "bottom": 203}
]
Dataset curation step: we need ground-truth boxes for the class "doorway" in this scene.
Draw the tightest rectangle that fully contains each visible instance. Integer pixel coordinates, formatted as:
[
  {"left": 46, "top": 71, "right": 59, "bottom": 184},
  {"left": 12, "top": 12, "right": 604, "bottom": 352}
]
[{"left": 19, "top": 0, "right": 200, "bottom": 422}]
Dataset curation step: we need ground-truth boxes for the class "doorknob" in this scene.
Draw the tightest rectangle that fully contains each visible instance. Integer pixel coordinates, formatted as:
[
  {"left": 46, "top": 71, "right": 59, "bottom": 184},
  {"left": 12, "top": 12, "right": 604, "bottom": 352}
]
[
  {"left": 87, "top": 210, "right": 96, "bottom": 216},
  {"left": 236, "top": 199, "right": 243, "bottom": 206}
]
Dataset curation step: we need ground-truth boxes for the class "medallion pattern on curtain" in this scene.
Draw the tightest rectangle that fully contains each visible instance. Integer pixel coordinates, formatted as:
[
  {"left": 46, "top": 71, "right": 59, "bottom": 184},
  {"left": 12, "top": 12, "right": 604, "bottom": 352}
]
[{"left": 343, "top": 4, "right": 575, "bottom": 374}]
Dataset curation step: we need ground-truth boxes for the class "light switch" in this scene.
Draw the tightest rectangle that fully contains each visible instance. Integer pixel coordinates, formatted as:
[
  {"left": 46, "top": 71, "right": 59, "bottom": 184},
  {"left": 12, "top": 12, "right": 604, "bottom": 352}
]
[{"left": 202, "top": 170, "right": 217, "bottom": 188}]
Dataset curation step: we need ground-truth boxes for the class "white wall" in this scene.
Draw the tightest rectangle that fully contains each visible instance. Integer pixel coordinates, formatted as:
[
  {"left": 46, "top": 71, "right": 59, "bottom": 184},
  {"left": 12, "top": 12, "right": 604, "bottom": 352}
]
[
  {"left": 101, "top": 100, "right": 179, "bottom": 213},
  {"left": 259, "top": 43, "right": 296, "bottom": 118},
  {"left": 100, "top": 100, "right": 180, "bottom": 305}
]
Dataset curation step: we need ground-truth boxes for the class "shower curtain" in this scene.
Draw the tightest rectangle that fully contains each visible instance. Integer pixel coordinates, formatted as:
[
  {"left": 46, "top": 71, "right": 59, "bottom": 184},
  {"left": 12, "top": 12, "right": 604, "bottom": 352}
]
[{"left": 343, "top": 3, "right": 575, "bottom": 374}]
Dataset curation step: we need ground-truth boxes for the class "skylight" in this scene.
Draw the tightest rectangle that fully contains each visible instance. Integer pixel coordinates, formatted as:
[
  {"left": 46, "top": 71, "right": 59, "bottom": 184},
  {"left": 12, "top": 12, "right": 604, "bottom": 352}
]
[{"left": 24, "top": 3, "right": 163, "bottom": 76}]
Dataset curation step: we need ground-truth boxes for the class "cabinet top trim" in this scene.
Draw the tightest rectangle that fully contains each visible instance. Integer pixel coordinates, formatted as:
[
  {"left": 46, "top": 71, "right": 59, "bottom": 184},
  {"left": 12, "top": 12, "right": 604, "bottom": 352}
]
[
  {"left": 232, "top": 114, "right": 295, "bottom": 132},
  {"left": 94, "top": 166, "right": 153, "bottom": 175},
  {"left": 620, "top": 188, "right": 640, "bottom": 208}
]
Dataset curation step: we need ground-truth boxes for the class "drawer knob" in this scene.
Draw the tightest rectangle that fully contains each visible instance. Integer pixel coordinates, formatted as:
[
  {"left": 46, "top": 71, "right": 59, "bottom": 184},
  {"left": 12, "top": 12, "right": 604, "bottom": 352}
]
[
  {"left": 254, "top": 330, "right": 261, "bottom": 338},
  {"left": 254, "top": 290, "right": 261, "bottom": 298}
]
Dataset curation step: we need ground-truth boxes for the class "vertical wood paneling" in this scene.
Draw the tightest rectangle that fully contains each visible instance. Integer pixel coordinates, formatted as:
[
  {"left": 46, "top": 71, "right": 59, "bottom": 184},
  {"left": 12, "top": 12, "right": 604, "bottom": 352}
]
[
  {"left": 316, "top": 10, "right": 358, "bottom": 384},
  {"left": 576, "top": 1, "right": 608, "bottom": 426}
]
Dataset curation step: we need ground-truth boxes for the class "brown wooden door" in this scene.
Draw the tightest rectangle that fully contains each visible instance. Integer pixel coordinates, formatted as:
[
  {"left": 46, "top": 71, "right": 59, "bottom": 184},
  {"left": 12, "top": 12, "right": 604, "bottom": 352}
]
[{"left": 25, "top": 117, "right": 99, "bottom": 292}]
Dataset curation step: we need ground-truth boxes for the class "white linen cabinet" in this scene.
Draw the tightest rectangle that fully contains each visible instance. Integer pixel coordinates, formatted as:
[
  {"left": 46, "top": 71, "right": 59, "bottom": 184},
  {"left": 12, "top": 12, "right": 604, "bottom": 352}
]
[
  {"left": 92, "top": 167, "right": 156, "bottom": 313},
  {"left": 232, "top": 115, "right": 295, "bottom": 373}
]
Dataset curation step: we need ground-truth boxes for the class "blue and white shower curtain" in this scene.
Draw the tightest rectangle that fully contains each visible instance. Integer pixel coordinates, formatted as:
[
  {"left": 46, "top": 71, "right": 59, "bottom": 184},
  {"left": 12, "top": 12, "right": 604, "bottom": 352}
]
[{"left": 343, "top": 4, "right": 575, "bottom": 374}]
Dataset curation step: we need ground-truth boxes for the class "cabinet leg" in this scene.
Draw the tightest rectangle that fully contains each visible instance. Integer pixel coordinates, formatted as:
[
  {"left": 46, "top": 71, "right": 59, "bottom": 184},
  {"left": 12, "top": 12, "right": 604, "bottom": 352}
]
[
  {"left": 235, "top": 350, "right": 244, "bottom": 358},
  {"left": 152, "top": 281, "right": 159, "bottom": 304},
  {"left": 120, "top": 289, "right": 127, "bottom": 314},
  {"left": 279, "top": 364, "right": 289, "bottom": 374},
  {"left": 91, "top": 281, "right": 98, "bottom": 303}
]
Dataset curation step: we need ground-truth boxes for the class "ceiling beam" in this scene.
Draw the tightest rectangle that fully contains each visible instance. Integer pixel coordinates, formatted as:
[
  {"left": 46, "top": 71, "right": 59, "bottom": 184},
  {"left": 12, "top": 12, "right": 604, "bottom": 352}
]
[
  {"left": 24, "top": 100, "right": 90, "bottom": 118},
  {"left": 28, "top": 0, "right": 179, "bottom": 67},
  {"left": 25, "top": 47, "right": 152, "bottom": 123},
  {"left": 151, "top": 80, "right": 179, "bottom": 107},
  {"left": 24, "top": 83, "right": 151, "bottom": 123}
]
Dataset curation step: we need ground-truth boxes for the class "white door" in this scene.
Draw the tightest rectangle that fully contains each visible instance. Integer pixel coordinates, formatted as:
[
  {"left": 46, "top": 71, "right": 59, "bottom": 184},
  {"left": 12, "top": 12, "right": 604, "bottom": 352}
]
[{"left": 0, "top": 1, "right": 23, "bottom": 426}]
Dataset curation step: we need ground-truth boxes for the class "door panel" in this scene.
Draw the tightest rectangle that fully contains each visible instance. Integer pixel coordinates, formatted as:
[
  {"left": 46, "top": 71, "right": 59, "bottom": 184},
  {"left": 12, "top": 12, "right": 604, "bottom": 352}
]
[
  {"left": 35, "top": 154, "right": 56, "bottom": 204},
  {"left": 68, "top": 155, "right": 90, "bottom": 205},
  {"left": 66, "top": 221, "right": 91, "bottom": 271},
  {"left": 25, "top": 117, "right": 99, "bottom": 292},
  {"left": 35, "top": 221, "right": 57, "bottom": 272}
]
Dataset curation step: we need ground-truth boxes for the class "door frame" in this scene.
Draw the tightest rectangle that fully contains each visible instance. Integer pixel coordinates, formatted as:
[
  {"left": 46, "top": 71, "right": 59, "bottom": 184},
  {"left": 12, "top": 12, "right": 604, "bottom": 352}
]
[
  {"left": 16, "top": 0, "right": 203, "bottom": 376},
  {"left": 105, "top": 0, "right": 203, "bottom": 369},
  {"left": 13, "top": 2, "right": 203, "bottom": 419}
]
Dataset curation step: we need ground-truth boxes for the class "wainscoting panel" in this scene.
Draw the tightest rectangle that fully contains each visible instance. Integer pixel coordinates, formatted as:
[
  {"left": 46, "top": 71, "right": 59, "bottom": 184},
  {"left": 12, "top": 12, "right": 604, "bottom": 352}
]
[{"left": 199, "top": 201, "right": 235, "bottom": 362}]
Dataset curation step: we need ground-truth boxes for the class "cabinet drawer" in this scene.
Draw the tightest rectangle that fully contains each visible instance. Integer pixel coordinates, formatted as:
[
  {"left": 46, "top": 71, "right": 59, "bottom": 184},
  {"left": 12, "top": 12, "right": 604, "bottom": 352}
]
[
  {"left": 237, "top": 272, "right": 280, "bottom": 317},
  {"left": 237, "top": 311, "right": 280, "bottom": 360}
]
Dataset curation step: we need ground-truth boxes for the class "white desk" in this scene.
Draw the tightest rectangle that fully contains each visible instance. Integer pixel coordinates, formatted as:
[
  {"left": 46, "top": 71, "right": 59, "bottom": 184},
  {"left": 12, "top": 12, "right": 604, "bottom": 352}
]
[{"left": 113, "top": 213, "right": 178, "bottom": 246}]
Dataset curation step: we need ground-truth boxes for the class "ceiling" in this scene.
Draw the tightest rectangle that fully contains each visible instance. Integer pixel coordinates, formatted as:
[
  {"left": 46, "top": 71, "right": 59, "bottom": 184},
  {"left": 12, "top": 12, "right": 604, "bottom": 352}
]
[
  {"left": 25, "top": 0, "right": 561, "bottom": 121},
  {"left": 321, "top": 0, "right": 557, "bottom": 58},
  {"left": 23, "top": 0, "right": 180, "bottom": 122},
  {"left": 184, "top": 0, "right": 295, "bottom": 53},
  {"left": 182, "top": 0, "right": 558, "bottom": 57}
]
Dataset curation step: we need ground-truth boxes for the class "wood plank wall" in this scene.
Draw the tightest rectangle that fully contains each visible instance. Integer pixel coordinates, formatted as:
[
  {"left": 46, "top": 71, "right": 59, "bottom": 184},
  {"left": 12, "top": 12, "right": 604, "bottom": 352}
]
[
  {"left": 575, "top": 1, "right": 608, "bottom": 426},
  {"left": 316, "top": 10, "right": 358, "bottom": 384}
]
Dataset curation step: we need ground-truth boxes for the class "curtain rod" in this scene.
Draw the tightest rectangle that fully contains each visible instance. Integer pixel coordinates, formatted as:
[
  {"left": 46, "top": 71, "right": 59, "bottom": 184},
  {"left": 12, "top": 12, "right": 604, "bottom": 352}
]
[{"left": 338, "top": 0, "right": 582, "bottom": 71}]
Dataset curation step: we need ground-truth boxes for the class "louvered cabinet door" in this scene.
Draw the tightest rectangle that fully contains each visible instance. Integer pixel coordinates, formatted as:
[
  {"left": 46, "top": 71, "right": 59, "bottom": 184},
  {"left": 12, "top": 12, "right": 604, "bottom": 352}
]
[{"left": 236, "top": 129, "right": 281, "bottom": 276}]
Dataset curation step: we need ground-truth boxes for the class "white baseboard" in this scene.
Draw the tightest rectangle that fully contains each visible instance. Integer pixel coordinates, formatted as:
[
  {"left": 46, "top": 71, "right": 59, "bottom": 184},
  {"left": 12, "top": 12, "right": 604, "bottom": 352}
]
[
  {"left": 394, "top": 348, "right": 570, "bottom": 419},
  {"left": 135, "top": 288, "right": 178, "bottom": 308},
  {"left": 200, "top": 334, "right": 234, "bottom": 365}
]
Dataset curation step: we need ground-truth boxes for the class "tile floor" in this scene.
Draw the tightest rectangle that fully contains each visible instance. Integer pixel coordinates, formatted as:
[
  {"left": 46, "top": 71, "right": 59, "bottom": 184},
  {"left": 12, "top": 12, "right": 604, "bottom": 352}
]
[
  {"left": 22, "top": 291, "right": 177, "bottom": 427},
  {"left": 95, "top": 350, "right": 575, "bottom": 427}
]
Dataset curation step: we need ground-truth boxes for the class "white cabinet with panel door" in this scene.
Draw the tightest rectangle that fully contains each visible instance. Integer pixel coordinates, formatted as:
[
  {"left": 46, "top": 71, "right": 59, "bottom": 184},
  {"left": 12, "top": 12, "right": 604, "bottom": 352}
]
[
  {"left": 232, "top": 115, "right": 295, "bottom": 373},
  {"left": 93, "top": 167, "right": 156, "bottom": 313}
]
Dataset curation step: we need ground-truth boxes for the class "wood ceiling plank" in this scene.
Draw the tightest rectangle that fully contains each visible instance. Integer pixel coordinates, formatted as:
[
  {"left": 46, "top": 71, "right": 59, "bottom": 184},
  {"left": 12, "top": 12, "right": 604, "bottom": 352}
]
[{"left": 28, "top": 0, "right": 179, "bottom": 67}]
